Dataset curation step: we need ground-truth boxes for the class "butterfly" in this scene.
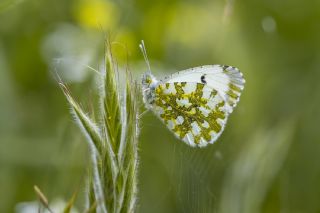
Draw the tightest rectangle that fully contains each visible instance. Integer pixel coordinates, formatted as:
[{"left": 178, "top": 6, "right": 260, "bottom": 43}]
[{"left": 140, "top": 41, "right": 245, "bottom": 147}]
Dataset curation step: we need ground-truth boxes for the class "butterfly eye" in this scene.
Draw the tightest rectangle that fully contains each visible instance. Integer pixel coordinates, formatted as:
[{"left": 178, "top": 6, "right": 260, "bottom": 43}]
[{"left": 146, "top": 77, "right": 152, "bottom": 84}]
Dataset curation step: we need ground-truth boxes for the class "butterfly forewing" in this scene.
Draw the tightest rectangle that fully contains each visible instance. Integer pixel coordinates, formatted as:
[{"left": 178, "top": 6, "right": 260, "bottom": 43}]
[
  {"left": 151, "top": 81, "right": 229, "bottom": 147},
  {"left": 163, "top": 65, "right": 245, "bottom": 113}
]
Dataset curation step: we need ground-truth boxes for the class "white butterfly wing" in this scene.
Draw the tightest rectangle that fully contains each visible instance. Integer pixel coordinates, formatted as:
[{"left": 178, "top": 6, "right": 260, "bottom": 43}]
[{"left": 162, "top": 65, "right": 245, "bottom": 113}]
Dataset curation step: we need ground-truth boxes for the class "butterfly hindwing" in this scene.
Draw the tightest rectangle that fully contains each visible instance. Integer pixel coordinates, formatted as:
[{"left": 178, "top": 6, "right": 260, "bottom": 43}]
[{"left": 151, "top": 81, "right": 229, "bottom": 147}]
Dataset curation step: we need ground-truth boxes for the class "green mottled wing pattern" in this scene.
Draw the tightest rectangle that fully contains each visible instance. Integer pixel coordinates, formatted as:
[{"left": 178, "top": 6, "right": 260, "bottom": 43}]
[{"left": 152, "top": 82, "right": 229, "bottom": 147}]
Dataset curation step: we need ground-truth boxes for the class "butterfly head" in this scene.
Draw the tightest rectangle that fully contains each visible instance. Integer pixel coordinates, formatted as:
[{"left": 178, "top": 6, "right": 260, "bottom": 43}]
[
  {"left": 141, "top": 72, "right": 159, "bottom": 108},
  {"left": 142, "top": 72, "right": 156, "bottom": 86}
]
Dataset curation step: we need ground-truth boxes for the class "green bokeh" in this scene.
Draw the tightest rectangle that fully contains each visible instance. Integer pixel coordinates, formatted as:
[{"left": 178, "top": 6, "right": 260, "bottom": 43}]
[{"left": 1, "top": 0, "right": 319, "bottom": 212}]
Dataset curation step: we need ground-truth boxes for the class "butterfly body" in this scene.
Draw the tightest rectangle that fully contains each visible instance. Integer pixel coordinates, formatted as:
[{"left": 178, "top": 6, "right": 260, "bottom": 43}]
[{"left": 142, "top": 72, "right": 159, "bottom": 108}]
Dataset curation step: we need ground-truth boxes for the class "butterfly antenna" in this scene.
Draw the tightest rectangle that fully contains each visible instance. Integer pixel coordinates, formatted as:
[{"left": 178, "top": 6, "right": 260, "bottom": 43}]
[{"left": 139, "top": 40, "right": 151, "bottom": 73}]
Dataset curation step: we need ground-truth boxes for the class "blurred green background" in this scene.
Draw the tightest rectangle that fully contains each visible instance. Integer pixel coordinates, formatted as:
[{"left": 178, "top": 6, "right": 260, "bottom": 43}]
[{"left": 1, "top": 0, "right": 320, "bottom": 212}]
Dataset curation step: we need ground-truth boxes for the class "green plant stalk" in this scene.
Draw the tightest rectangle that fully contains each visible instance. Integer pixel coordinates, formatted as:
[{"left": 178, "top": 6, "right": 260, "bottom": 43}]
[
  {"left": 60, "top": 83, "right": 107, "bottom": 213},
  {"left": 60, "top": 40, "right": 140, "bottom": 213}
]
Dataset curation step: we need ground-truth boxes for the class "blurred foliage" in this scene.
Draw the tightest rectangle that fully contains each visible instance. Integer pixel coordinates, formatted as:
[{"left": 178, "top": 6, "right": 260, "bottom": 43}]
[{"left": 0, "top": 0, "right": 320, "bottom": 212}]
